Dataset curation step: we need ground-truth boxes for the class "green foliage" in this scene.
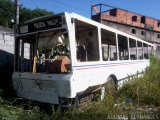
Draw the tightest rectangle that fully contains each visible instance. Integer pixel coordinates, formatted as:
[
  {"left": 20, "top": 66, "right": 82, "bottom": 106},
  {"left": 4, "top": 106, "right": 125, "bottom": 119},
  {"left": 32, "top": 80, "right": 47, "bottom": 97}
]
[
  {"left": 0, "top": 0, "right": 54, "bottom": 27},
  {"left": 19, "top": 8, "right": 53, "bottom": 24},
  {"left": 51, "top": 43, "right": 69, "bottom": 57},
  {"left": 120, "top": 56, "right": 160, "bottom": 106},
  {"left": 0, "top": 0, "right": 15, "bottom": 26},
  {"left": 0, "top": 105, "right": 46, "bottom": 120}
]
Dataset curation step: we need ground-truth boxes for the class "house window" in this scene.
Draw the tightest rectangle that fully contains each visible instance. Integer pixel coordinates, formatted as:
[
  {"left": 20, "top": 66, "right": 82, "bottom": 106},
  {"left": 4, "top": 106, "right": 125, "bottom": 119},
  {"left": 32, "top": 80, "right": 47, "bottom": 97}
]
[
  {"left": 157, "top": 34, "right": 160, "bottom": 39},
  {"left": 132, "top": 16, "right": 137, "bottom": 22},
  {"left": 109, "top": 9, "right": 117, "bottom": 17},
  {"left": 141, "top": 16, "right": 146, "bottom": 24},
  {"left": 158, "top": 22, "right": 160, "bottom": 27},
  {"left": 141, "top": 31, "right": 145, "bottom": 35},
  {"left": 131, "top": 29, "right": 136, "bottom": 34},
  {"left": 157, "top": 46, "right": 160, "bottom": 50}
]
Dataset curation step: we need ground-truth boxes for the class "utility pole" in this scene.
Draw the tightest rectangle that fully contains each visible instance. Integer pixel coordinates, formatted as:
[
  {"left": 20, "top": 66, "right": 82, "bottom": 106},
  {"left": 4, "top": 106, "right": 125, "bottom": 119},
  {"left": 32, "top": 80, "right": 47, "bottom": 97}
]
[{"left": 15, "top": 0, "right": 19, "bottom": 25}]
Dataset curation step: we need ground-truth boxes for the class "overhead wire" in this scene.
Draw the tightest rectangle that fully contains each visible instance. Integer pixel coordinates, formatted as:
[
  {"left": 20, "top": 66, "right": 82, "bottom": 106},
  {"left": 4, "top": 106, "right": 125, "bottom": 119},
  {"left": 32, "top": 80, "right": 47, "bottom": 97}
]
[
  {"left": 52, "top": 0, "right": 89, "bottom": 13},
  {"left": 23, "top": 0, "right": 90, "bottom": 16},
  {"left": 28, "top": 0, "right": 39, "bottom": 8},
  {"left": 25, "top": 0, "right": 50, "bottom": 16}
]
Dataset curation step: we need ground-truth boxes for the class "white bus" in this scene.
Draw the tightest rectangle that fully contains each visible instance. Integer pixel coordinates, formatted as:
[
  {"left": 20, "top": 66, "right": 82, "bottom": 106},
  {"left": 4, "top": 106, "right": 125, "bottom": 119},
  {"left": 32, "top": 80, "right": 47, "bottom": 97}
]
[{"left": 12, "top": 12, "right": 153, "bottom": 107}]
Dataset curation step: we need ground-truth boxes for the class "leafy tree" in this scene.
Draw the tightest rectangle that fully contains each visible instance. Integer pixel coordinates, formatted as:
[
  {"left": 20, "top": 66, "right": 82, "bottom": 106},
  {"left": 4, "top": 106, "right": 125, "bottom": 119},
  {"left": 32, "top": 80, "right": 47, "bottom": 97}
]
[
  {"left": 0, "top": 0, "right": 15, "bottom": 26},
  {"left": 0, "top": 0, "right": 54, "bottom": 27},
  {"left": 19, "top": 7, "right": 54, "bottom": 24}
]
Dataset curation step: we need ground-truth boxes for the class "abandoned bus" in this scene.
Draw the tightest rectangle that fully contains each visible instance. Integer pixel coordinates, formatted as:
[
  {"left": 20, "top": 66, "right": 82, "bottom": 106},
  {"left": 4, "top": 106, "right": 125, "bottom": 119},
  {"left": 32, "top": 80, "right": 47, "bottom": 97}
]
[{"left": 12, "top": 12, "right": 154, "bottom": 107}]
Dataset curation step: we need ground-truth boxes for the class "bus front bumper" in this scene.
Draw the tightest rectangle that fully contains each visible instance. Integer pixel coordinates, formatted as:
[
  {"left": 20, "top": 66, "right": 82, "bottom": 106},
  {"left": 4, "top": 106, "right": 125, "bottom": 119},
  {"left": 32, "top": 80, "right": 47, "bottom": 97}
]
[{"left": 12, "top": 72, "right": 73, "bottom": 105}]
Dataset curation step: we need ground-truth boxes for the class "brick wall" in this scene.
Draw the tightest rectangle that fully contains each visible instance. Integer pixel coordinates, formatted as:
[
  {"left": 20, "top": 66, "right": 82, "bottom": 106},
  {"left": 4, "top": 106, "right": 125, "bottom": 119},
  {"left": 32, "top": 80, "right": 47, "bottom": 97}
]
[
  {"left": 99, "top": 9, "right": 160, "bottom": 32},
  {"left": 92, "top": 8, "right": 160, "bottom": 45}
]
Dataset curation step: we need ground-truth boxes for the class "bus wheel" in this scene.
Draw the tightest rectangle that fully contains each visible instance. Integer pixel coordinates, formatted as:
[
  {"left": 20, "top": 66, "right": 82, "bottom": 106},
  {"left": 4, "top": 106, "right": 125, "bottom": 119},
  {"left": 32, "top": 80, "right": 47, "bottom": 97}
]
[{"left": 101, "top": 76, "right": 117, "bottom": 101}]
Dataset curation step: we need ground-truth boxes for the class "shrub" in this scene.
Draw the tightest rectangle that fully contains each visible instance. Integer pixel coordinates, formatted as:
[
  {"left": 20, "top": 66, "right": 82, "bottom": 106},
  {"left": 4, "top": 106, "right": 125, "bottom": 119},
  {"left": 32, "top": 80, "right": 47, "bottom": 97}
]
[{"left": 119, "top": 56, "right": 160, "bottom": 106}]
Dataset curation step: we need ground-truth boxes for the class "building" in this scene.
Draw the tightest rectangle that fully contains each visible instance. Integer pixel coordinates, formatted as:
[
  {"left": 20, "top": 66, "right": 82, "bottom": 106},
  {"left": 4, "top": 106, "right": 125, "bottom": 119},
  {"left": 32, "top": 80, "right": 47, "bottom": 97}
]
[
  {"left": 0, "top": 26, "right": 31, "bottom": 90},
  {"left": 91, "top": 4, "right": 160, "bottom": 51},
  {"left": 0, "top": 26, "right": 14, "bottom": 89}
]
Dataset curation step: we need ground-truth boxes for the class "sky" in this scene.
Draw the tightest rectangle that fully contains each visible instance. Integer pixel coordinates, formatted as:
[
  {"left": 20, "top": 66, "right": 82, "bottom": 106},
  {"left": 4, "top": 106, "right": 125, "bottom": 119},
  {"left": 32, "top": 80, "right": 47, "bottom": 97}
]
[{"left": 20, "top": 0, "right": 160, "bottom": 20}]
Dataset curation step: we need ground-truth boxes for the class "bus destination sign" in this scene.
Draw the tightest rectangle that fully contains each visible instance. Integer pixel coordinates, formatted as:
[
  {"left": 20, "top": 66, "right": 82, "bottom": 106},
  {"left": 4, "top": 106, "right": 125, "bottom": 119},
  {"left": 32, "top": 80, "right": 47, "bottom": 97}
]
[{"left": 19, "top": 16, "right": 63, "bottom": 34}]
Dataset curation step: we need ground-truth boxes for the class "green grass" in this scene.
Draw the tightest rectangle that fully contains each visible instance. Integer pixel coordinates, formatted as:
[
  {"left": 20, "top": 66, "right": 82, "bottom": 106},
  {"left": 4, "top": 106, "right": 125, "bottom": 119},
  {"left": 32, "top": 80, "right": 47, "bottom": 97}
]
[{"left": 0, "top": 56, "right": 160, "bottom": 120}]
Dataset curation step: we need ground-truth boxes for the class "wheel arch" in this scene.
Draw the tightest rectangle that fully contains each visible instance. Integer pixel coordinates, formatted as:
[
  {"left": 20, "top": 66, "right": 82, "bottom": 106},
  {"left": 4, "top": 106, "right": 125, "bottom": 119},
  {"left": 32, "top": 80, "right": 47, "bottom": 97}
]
[
  {"left": 107, "top": 74, "right": 118, "bottom": 90},
  {"left": 108, "top": 74, "right": 117, "bottom": 81}
]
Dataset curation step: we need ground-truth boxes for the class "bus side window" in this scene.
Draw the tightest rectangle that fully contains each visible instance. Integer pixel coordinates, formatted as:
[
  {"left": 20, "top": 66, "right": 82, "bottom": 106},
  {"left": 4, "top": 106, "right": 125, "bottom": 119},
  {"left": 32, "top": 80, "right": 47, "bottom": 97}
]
[
  {"left": 102, "top": 44, "right": 108, "bottom": 60},
  {"left": 75, "top": 20, "right": 99, "bottom": 62},
  {"left": 101, "top": 29, "right": 117, "bottom": 61},
  {"left": 76, "top": 45, "right": 86, "bottom": 62},
  {"left": 129, "top": 38, "right": 137, "bottom": 60},
  {"left": 118, "top": 34, "right": 129, "bottom": 60},
  {"left": 143, "top": 43, "right": 149, "bottom": 59},
  {"left": 148, "top": 45, "right": 153, "bottom": 58},
  {"left": 137, "top": 41, "right": 143, "bottom": 59}
]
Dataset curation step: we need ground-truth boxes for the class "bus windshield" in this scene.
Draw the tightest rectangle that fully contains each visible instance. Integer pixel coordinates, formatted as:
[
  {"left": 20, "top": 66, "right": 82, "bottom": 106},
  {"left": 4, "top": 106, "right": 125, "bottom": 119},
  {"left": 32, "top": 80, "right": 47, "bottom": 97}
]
[{"left": 15, "top": 28, "right": 71, "bottom": 74}]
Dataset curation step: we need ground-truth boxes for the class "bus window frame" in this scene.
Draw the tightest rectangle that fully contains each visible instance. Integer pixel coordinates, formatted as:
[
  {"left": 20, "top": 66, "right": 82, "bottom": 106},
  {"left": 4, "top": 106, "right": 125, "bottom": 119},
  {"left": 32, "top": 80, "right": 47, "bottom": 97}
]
[
  {"left": 74, "top": 19, "right": 100, "bottom": 63},
  {"left": 137, "top": 41, "right": 143, "bottom": 60},
  {"left": 129, "top": 38, "right": 137, "bottom": 60},
  {"left": 100, "top": 28, "right": 118, "bottom": 61},
  {"left": 117, "top": 34, "right": 129, "bottom": 60},
  {"left": 14, "top": 28, "right": 72, "bottom": 73}
]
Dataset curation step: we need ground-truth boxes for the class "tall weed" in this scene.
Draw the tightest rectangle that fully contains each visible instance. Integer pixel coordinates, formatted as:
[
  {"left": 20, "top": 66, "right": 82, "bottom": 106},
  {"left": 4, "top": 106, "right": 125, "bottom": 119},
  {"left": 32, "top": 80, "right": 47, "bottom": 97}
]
[{"left": 120, "top": 56, "right": 160, "bottom": 106}]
